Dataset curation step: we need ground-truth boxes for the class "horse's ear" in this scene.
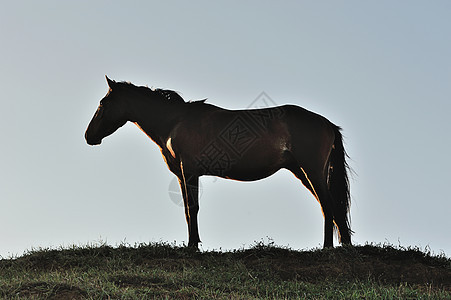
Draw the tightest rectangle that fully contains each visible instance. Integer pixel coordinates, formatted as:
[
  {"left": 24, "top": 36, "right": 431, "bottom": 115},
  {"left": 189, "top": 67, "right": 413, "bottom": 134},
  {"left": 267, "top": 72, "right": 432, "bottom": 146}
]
[{"left": 105, "top": 75, "right": 116, "bottom": 88}]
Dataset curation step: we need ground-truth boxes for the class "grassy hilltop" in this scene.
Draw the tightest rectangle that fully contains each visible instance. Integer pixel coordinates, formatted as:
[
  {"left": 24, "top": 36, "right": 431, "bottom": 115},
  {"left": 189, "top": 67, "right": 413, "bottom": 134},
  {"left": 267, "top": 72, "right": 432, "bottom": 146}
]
[{"left": 0, "top": 241, "right": 450, "bottom": 299}]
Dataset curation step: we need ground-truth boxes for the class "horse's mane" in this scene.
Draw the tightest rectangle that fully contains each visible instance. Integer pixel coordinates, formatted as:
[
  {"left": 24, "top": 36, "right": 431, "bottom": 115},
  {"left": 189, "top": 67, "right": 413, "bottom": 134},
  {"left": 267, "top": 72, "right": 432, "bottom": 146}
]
[
  {"left": 117, "top": 81, "right": 206, "bottom": 105},
  {"left": 156, "top": 89, "right": 207, "bottom": 105}
]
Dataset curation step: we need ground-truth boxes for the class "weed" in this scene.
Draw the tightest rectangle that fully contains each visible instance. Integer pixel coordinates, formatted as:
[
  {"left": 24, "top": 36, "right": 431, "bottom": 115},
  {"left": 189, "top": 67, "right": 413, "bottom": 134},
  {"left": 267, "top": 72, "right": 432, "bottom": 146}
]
[{"left": 0, "top": 241, "right": 449, "bottom": 299}]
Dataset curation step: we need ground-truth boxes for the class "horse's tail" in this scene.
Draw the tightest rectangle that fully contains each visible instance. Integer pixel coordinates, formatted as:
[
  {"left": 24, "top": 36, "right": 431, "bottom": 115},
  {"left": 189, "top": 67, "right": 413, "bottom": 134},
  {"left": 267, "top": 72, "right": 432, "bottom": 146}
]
[{"left": 329, "top": 124, "right": 353, "bottom": 240}]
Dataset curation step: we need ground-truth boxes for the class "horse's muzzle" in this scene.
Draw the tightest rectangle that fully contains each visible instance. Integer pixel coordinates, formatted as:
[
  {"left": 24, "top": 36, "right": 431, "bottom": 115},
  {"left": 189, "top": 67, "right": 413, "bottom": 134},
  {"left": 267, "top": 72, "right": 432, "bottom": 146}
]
[
  {"left": 86, "top": 139, "right": 102, "bottom": 146},
  {"left": 85, "top": 131, "right": 102, "bottom": 146}
]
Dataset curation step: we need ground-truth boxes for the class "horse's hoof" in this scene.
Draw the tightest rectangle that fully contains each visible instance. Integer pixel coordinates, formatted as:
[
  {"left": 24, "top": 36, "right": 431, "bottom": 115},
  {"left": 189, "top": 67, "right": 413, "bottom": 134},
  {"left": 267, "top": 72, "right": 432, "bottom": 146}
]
[{"left": 187, "top": 242, "right": 200, "bottom": 252}]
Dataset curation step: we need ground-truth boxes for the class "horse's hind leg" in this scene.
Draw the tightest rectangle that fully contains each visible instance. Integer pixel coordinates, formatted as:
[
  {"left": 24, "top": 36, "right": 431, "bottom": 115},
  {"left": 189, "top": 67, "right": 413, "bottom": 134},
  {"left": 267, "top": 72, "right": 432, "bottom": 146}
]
[
  {"left": 289, "top": 165, "right": 335, "bottom": 248},
  {"left": 312, "top": 177, "right": 336, "bottom": 248}
]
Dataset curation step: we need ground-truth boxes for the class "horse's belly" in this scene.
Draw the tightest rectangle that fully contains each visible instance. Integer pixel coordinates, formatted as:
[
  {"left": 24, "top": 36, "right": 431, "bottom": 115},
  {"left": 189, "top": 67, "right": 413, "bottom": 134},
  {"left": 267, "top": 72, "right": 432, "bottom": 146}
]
[
  {"left": 217, "top": 154, "right": 286, "bottom": 181},
  {"left": 221, "top": 169, "right": 279, "bottom": 181},
  {"left": 194, "top": 124, "right": 291, "bottom": 181}
]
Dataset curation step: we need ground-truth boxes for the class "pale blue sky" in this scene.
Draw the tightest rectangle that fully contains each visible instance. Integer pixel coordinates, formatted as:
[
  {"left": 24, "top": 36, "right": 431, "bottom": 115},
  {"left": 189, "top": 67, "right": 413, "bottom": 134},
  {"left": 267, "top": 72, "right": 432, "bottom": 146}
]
[{"left": 1, "top": 1, "right": 450, "bottom": 257}]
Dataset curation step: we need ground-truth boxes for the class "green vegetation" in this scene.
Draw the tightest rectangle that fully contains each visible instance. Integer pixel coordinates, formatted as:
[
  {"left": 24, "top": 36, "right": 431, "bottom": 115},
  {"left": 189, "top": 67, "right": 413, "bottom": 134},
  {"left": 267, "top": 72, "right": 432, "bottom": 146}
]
[{"left": 0, "top": 241, "right": 450, "bottom": 299}]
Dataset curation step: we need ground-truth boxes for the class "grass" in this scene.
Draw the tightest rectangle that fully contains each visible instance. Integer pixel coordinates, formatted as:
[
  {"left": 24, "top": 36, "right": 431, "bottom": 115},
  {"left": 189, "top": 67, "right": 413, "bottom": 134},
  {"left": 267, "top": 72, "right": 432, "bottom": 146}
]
[{"left": 0, "top": 241, "right": 450, "bottom": 299}]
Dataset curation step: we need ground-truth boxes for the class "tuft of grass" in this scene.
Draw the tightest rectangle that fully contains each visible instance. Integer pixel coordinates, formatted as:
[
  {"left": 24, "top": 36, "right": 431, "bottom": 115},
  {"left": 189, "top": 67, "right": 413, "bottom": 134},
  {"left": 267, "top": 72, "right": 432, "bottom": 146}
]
[{"left": 0, "top": 241, "right": 450, "bottom": 299}]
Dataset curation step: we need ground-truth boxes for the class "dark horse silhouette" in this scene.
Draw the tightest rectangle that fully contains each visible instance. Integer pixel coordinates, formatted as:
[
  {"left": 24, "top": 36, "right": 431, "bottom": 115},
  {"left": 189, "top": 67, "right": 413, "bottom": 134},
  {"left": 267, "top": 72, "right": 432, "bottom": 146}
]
[{"left": 85, "top": 76, "right": 352, "bottom": 249}]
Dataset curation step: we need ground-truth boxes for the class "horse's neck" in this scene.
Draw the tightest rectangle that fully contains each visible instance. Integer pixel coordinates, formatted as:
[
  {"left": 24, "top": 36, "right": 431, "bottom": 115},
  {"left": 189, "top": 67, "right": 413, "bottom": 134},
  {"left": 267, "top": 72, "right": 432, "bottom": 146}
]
[{"left": 131, "top": 99, "right": 184, "bottom": 148}]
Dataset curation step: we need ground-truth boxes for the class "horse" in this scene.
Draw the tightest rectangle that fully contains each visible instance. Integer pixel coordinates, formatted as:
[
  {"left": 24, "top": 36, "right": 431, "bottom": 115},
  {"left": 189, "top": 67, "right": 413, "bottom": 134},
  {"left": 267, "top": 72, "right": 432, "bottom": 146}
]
[{"left": 85, "top": 76, "right": 352, "bottom": 249}]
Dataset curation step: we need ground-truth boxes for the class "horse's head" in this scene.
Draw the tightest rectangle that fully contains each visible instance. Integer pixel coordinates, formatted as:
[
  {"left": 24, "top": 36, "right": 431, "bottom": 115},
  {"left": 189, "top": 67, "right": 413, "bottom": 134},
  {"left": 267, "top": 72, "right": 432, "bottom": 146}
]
[{"left": 85, "top": 76, "right": 128, "bottom": 145}]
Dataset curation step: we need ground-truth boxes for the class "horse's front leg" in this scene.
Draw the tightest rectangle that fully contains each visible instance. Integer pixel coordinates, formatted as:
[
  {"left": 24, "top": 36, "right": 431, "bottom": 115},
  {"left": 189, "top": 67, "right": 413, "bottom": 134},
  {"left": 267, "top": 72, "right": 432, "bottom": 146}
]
[{"left": 178, "top": 173, "right": 201, "bottom": 249}]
